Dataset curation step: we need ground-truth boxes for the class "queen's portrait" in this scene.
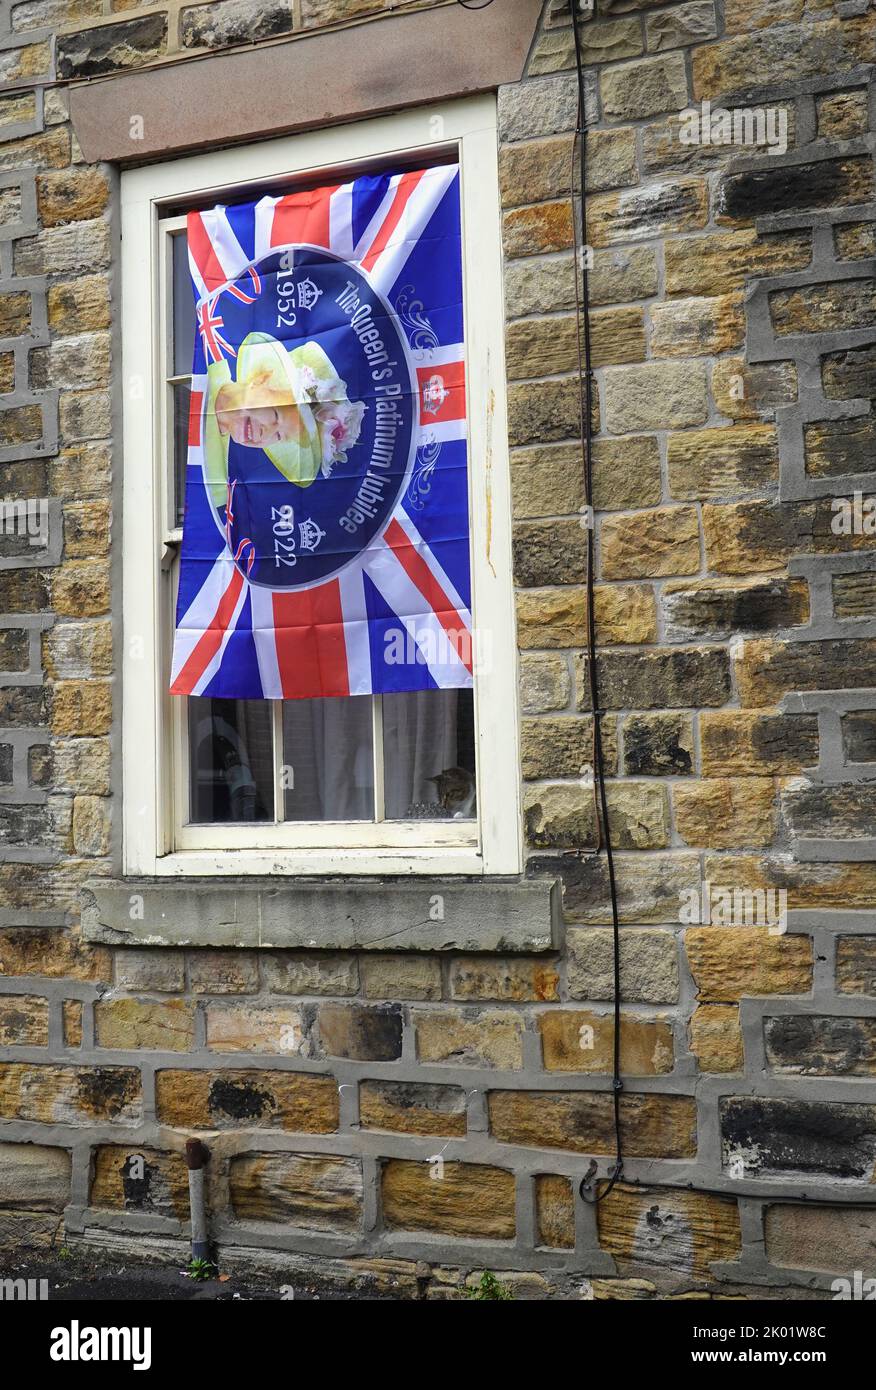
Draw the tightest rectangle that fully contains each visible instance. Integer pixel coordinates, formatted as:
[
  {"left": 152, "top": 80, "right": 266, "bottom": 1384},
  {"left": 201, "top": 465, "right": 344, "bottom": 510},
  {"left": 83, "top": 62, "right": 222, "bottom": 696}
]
[{"left": 203, "top": 333, "right": 366, "bottom": 505}]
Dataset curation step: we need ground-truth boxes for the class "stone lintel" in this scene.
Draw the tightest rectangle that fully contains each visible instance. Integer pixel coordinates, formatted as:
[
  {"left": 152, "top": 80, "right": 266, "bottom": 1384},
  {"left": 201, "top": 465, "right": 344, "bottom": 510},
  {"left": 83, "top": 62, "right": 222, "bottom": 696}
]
[{"left": 68, "top": 0, "right": 543, "bottom": 165}]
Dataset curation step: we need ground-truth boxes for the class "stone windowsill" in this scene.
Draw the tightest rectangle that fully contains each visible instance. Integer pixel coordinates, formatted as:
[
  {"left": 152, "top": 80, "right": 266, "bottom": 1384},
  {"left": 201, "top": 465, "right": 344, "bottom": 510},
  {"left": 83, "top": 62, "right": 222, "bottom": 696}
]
[{"left": 81, "top": 877, "right": 559, "bottom": 952}]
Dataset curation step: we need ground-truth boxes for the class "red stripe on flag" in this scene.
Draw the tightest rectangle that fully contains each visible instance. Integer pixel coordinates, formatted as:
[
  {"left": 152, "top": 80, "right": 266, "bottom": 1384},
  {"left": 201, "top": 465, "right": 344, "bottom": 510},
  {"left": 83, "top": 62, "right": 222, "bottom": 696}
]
[
  {"left": 270, "top": 186, "right": 340, "bottom": 251},
  {"left": 416, "top": 359, "right": 466, "bottom": 424},
  {"left": 186, "top": 212, "right": 228, "bottom": 296},
  {"left": 170, "top": 566, "right": 245, "bottom": 695},
  {"left": 360, "top": 170, "right": 426, "bottom": 273},
  {"left": 384, "top": 518, "right": 473, "bottom": 673},
  {"left": 188, "top": 390, "right": 204, "bottom": 447},
  {"left": 272, "top": 581, "right": 350, "bottom": 699}
]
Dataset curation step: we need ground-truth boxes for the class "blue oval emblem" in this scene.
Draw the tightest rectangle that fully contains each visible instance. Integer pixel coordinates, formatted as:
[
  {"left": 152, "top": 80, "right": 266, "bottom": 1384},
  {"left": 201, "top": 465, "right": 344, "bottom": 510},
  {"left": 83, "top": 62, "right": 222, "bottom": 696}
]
[{"left": 200, "top": 246, "right": 417, "bottom": 589}]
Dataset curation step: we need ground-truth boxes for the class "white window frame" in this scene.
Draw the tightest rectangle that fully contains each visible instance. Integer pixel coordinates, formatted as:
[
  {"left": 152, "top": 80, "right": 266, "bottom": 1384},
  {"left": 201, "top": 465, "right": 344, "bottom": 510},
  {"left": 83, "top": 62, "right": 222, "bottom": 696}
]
[{"left": 120, "top": 94, "right": 520, "bottom": 878}]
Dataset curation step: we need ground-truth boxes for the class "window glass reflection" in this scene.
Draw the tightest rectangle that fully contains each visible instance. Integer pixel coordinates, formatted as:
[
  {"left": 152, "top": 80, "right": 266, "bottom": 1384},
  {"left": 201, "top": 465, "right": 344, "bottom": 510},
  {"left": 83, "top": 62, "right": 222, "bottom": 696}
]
[
  {"left": 172, "top": 231, "right": 195, "bottom": 377},
  {"left": 382, "top": 688, "right": 476, "bottom": 820},
  {"left": 282, "top": 695, "right": 374, "bottom": 822},
  {"left": 188, "top": 698, "right": 274, "bottom": 822}
]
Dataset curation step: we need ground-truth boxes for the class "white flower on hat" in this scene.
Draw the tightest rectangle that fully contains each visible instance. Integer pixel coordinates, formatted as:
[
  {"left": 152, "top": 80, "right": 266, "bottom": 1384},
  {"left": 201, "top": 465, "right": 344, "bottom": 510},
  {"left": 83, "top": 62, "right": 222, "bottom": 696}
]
[{"left": 317, "top": 398, "right": 366, "bottom": 477}]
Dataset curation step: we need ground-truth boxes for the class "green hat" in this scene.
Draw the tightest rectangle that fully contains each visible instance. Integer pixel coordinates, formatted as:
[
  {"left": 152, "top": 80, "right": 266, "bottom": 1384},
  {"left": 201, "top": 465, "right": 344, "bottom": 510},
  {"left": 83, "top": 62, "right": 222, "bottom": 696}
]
[{"left": 203, "top": 334, "right": 347, "bottom": 502}]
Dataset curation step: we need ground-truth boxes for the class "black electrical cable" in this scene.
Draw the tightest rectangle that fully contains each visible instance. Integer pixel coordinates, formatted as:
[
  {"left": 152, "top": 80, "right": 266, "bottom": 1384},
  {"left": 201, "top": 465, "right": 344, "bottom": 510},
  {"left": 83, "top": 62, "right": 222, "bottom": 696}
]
[
  {"left": 444, "top": 0, "right": 876, "bottom": 1219},
  {"left": 563, "top": 8, "right": 876, "bottom": 1216},
  {"left": 569, "top": 0, "right": 624, "bottom": 1206}
]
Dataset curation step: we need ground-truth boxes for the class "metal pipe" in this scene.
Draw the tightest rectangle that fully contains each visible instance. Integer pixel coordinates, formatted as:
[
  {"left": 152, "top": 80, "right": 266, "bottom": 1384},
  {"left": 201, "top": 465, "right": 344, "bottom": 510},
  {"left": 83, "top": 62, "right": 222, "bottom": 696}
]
[{"left": 184, "top": 1138, "right": 211, "bottom": 1262}]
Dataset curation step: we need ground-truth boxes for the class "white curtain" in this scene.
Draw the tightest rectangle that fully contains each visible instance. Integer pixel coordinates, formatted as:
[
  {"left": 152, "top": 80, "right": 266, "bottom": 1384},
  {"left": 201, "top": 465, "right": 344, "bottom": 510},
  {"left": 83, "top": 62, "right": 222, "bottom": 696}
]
[
  {"left": 190, "top": 690, "right": 465, "bottom": 823},
  {"left": 282, "top": 690, "right": 459, "bottom": 820}
]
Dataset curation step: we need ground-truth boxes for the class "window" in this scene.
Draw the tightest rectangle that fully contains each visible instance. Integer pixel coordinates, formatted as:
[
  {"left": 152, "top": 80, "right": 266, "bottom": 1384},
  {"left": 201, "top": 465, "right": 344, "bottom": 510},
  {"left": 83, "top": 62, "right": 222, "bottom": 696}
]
[{"left": 121, "top": 95, "right": 519, "bottom": 877}]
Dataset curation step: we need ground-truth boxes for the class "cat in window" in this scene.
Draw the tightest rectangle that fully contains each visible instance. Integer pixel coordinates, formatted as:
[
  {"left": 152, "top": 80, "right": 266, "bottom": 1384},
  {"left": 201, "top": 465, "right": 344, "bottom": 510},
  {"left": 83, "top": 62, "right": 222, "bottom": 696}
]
[{"left": 431, "top": 765, "right": 476, "bottom": 818}]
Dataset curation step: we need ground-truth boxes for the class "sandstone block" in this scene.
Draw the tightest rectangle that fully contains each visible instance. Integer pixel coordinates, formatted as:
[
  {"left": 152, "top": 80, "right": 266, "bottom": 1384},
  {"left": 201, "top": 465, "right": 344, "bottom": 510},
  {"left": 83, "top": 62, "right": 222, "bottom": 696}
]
[
  {"left": 206, "top": 1004, "right": 311, "bottom": 1055},
  {"left": 230, "top": 1151, "right": 362, "bottom": 1232},
  {"left": 663, "top": 577, "right": 808, "bottom": 642},
  {"left": 766, "top": 1204, "right": 876, "bottom": 1276},
  {"left": 318, "top": 1003, "right": 402, "bottom": 1061},
  {"left": 414, "top": 1007, "right": 525, "bottom": 1069},
  {"left": 664, "top": 229, "right": 810, "bottom": 296},
  {"left": 591, "top": 435, "right": 662, "bottom": 510},
  {"left": 91, "top": 1144, "right": 188, "bottom": 1219},
  {"left": 539, "top": 1009, "right": 674, "bottom": 1074},
  {"left": 604, "top": 361, "right": 709, "bottom": 432},
  {"left": 155, "top": 1068, "right": 338, "bottom": 1132},
  {"left": 700, "top": 710, "right": 818, "bottom": 776},
  {"left": 576, "top": 647, "right": 731, "bottom": 710},
  {"left": 56, "top": 13, "right": 167, "bottom": 78},
  {"left": 359, "top": 1080, "right": 467, "bottom": 1137},
  {"left": 721, "top": 1094, "right": 876, "bottom": 1179},
  {"left": 114, "top": 950, "right": 185, "bottom": 993},
  {"left": 836, "top": 937, "right": 876, "bottom": 997},
  {"left": 536, "top": 1173, "right": 574, "bottom": 1248},
  {"left": 765, "top": 1014, "right": 876, "bottom": 1077},
  {"left": 519, "top": 653, "right": 572, "bottom": 713},
  {"left": 600, "top": 53, "right": 689, "bottom": 120},
  {"left": 360, "top": 955, "right": 442, "bottom": 1001},
  {"left": 0, "top": 1063, "right": 140, "bottom": 1125},
  {"left": 0, "top": 994, "right": 48, "bottom": 1046},
  {"left": 686, "top": 928, "right": 812, "bottom": 1001},
  {"left": 711, "top": 358, "right": 798, "bottom": 422},
  {"left": 0, "top": 1141, "right": 70, "bottom": 1212},
  {"left": 95, "top": 999, "right": 195, "bottom": 1052},
  {"left": 650, "top": 294, "right": 744, "bottom": 358},
  {"left": 567, "top": 927, "right": 679, "bottom": 1001},
  {"left": 261, "top": 953, "right": 359, "bottom": 996},
  {"left": 488, "top": 1089, "right": 697, "bottom": 1157},
  {"left": 623, "top": 712, "right": 694, "bottom": 776},
  {"left": 589, "top": 178, "right": 707, "bottom": 246},
  {"left": 63, "top": 1000, "right": 82, "bottom": 1048},
  {"left": 597, "top": 1184, "right": 741, "bottom": 1277},
  {"left": 689, "top": 1003, "right": 744, "bottom": 1073},
  {"left": 600, "top": 507, "right": 700, "bottom": 579},
  {"left": 595, "top": 584, "right": 657, "bottom": 643},
  {"left": 448, "top": 957, "right": 560, "bottom": 1003},
  {"left": 382, "top": 1159, "right": 515, "bottom": 1239}
]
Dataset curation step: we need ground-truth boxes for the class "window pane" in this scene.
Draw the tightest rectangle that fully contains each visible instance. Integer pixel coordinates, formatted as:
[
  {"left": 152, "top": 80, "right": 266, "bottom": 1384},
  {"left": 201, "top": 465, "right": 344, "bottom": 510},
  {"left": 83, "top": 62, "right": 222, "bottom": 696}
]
[
  {"left": 188, "top": 697, "right": 274, "bottom": 823},
  {"left": 382, "top": 688, "right": 476, "bottom": 820},
  {"left": 172, "top": 380, "right": 190, "bottom": 528},
  {"left": 172, "top": 231, "right": 195, "bottom": 377},
  {"left": 282, "top": 695, "right": 374, "bottom": 821}
]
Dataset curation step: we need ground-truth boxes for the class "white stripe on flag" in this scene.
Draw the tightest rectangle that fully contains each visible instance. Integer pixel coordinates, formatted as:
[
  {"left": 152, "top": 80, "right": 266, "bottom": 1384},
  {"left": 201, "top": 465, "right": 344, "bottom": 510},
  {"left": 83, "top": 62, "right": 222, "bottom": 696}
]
[
  {"left": 171, "top": 553, "right": 235, "bottom": 678},
  {"left": 204, "top": 207, "right": 251, "bottom": 286},
  {"left": 188, "top": 574, "right": 249, "bottom": 697},
  {"left": 249, "top": 583, "right": 283, "bottom": 700},
  {"left": 254, "top": 195, "right": 281, "bottom": 262},
  {"left": 352, "top": 176, "right": 403, "bottom": 264},
  {"left": 338, "top": 562, "right": 373, "bottom": 696},
  {"left": 365, "top": 165, "right": 459, "bottom": 297},
  {"left": 170, "top": 553, "right": 249, "bottom": 695},
  {"left": 188, "top": 251, "right": 209, "bottom": 305},
  {"left": 393, "top": 506, "right": 473, "bottom": 630},
  {"left": 329, "top": 182, "right": 356, "bottom": 262},
  {"left": 365, "top": 539, "right": 472, "bottom": 689},
  {"left": 417, "top": 419, "right": 467, "bottom": 445},
  {"left": 418, "top": 342, "right": 465, "bottom": 368}
]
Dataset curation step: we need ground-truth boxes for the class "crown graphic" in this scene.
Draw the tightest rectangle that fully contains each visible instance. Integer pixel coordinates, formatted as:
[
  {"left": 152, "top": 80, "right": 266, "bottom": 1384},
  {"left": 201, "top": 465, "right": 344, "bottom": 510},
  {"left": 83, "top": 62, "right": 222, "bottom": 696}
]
[
  {"left": 422, "top": 373, "right": 448, "bottom": 415},
  {"left": 298, "top": 517, "right": 326, "bottom": 552},
  {"left": 297, "top": 277, "right": 323, "bottom": 311}
]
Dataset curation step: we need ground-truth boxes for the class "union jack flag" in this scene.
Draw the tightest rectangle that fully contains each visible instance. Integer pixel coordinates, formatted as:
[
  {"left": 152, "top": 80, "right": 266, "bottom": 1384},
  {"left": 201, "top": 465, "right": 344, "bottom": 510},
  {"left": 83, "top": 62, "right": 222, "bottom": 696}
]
[{"left": 170, "top": 165, "right": 472, "bottom": 701}]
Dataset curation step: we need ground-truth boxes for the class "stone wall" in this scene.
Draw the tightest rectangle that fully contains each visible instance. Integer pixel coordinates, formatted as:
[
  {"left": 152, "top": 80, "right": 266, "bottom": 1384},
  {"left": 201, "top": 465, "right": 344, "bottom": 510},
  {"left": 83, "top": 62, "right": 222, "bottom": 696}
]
[{"left": 0, "top": 0, "right": 875, "bottom": 1298}]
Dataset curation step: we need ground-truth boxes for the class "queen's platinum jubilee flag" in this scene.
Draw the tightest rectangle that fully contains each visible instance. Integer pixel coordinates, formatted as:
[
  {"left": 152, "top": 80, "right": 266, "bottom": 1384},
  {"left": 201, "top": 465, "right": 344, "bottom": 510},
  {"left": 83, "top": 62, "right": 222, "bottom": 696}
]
[{"left": 170, "top": 165, "right": 472, "bottom": 701}]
